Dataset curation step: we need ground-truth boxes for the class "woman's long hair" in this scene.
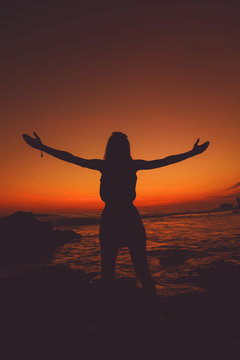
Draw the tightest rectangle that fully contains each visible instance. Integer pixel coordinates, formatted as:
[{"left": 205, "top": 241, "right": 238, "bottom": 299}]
[{"left": 104, "top": 132, "right": 132, "bottom": 162}]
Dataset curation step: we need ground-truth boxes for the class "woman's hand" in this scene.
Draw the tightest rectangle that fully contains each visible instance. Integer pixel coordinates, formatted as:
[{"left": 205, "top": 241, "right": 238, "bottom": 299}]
[
  {"left": 22, "top": 132, "right": 43, "bottom": 150},
  {"left": 191, "top": 138, "right": 210, "bottom": 155}
]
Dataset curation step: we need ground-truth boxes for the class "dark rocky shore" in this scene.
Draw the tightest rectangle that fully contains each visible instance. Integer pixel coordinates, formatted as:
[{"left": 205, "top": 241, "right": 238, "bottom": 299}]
[
  {"left": 1, "top": 261, "right": 240, "bottom": 359},
  {"left": 1, "top": 212, "right": 240, "bottom": 359}
]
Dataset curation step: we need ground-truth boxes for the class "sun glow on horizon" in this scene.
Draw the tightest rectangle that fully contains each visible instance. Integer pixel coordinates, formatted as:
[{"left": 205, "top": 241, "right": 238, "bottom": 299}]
[{"left": 1, "top": 2, "right": 239, "bottom": 214}]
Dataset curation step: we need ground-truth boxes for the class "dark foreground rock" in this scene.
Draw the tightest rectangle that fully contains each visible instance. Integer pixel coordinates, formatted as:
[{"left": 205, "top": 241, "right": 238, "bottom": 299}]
[
  {"left": 0, "top": 212, "right": 81, "bottom": 263},
  {"left": 1, "top": 262, "right": 240, "bottom": 360}
]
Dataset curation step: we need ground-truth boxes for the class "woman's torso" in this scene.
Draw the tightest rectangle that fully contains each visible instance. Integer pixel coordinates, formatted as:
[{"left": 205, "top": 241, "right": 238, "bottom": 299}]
[
  {"left": 100, "top": 160, "right": 137, "bottom": 206},
  {"left": 99, "top": 161, "right": 146, "bottom": 247}
]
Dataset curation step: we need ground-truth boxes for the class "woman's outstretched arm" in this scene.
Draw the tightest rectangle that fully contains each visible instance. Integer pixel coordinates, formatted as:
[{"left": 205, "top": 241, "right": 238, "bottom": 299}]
[
  {"left": 22, "top": 132, "right": 103, "bottom": 171},
  {"left": 134, "top": 139, "right": 210, "bottom": 171}
]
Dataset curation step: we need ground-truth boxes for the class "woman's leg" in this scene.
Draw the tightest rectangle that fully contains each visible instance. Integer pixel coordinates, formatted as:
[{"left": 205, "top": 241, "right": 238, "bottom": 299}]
[
  {"left": 98, "top": 245, "right": 118, "bottom": 317},
  {"left": 128, "top": 243, "right": 156, "bottom": 296},
  {"left": 100, "top": 245, "right": 118, "bottom": 291}
]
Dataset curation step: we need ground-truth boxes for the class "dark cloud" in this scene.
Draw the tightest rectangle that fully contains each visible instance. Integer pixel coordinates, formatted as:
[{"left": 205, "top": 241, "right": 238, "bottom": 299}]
[
  {"left": 225, "top": 182, "right": 240, "bottom": 191},
  {"left": 204, "top": 194, "right": 234, "bottom": 199}
]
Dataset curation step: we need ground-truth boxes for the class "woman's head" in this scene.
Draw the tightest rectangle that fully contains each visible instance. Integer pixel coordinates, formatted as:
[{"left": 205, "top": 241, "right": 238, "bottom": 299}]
[{"left": 104, "top": 132, "right": 132, "bottom": 161}]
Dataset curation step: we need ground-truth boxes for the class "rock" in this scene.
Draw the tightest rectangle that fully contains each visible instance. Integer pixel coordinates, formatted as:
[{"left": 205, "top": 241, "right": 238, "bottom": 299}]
[
  {"left": 188, "top": 260, "right": 240, "bottom": 295},
  {"left": 0, "top": 211, "right": 81, "bottom": 263},
  {"left": 159, "top": 248, "right": 187, "bottom": 266}
]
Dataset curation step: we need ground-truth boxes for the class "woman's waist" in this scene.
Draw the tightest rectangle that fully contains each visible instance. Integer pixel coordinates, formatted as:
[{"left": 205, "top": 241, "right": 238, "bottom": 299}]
[{"left": 104, "top": 200, "right": 135, "bottom": 209}]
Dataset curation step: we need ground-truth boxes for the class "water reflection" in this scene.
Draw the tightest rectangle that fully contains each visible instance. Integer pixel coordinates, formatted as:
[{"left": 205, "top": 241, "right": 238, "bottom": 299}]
[{"left": 52, "top": 211, "right": 240, "bottom": 296}]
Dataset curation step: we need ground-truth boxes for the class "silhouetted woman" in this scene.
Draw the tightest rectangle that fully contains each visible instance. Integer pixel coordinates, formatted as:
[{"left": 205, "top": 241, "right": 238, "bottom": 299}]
[{"left": 23, "top": 132, "right": 209, "bottom": 297}]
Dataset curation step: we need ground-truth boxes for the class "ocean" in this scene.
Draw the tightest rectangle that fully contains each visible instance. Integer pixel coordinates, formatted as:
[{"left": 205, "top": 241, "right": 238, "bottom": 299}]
[{"left": 38, "top": 209, "right": 240, "bottom": 297}]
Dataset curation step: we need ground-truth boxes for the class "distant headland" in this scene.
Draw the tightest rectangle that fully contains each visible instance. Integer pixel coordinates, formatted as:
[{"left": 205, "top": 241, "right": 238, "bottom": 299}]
[{"left": 215, "top": 197, "right": 240, "bottom": 212}]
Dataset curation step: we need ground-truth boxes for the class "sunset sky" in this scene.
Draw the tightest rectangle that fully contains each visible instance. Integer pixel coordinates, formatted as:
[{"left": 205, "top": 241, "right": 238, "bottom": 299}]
[{"left": 1, "top": 0, "right": 239, "bottom": 214}]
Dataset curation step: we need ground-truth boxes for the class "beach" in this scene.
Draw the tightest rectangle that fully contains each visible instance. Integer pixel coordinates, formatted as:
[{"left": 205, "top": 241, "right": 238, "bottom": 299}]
[{"left": 1, "top": 210, "right": 240, "bottom": 359}]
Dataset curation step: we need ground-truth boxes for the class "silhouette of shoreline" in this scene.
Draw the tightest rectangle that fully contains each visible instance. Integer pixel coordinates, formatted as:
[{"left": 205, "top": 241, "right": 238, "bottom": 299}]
[
  {"left": 1, "top": 203, "right": 238, "bottom": 229},
  {"left": 0, "top": 207, "right": 236, "bottom": 226}
]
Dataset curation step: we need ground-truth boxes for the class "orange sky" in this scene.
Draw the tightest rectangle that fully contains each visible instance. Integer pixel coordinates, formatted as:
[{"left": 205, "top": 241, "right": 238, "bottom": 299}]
[{"left": 1, "top": 1, "right": 240, "bottom": 214}]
